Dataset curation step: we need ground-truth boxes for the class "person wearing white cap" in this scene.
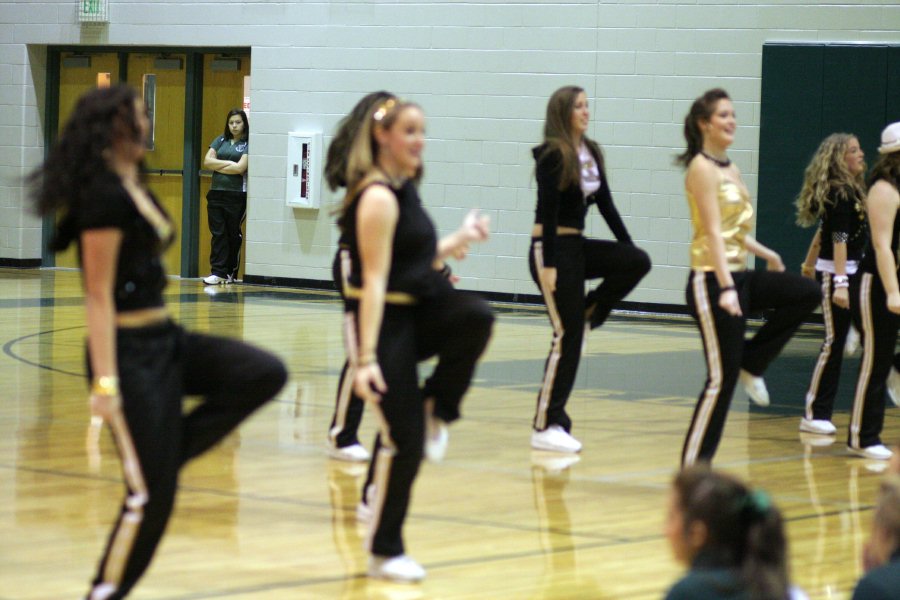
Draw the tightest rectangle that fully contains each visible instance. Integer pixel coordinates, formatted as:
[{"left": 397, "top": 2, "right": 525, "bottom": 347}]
[{"left": 846, "top": 122, "right": 900, "bottom": 460}]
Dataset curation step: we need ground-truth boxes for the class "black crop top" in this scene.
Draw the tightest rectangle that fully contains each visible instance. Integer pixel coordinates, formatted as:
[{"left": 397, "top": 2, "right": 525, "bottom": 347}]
[
  {"left": 818, "top": 184, "right": 867, "bottom": 262},
  {"left": 532, "top": 143, "right": 632, "bottom": 267},
  {"left": 338, "top": 179, "right": 449, "bottom": 301},
  {"left": 56, "top": 172, "right": 174, "bottom": 312}
]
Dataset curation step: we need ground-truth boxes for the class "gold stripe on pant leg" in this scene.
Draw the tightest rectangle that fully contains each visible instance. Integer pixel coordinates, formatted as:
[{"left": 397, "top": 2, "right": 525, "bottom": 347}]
[
  {"left": 805, "top": 275, "right": 835, "bottom": 420},
  {"left": 684, "top": 272, "right": 724, "bottom": 467},
  {"left": 330, "top": 312, "right": 359, "bottom": 442},
  {"left": 849, "top": 273, "right": 874, "bottom": 450},
  {"left": 533, "top": 242, "right": 564, "bottom": 431},
  {"left": 363, "top": 403, "right": 396, "bottom": 553},
  {"left": 97, "top": 409, "right": 149, "bottom": 593}
]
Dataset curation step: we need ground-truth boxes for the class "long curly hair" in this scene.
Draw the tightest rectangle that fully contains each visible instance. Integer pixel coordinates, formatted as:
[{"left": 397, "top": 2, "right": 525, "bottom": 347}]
[
  {"left": 795, "top": 133, "right": 867, "bottom": 227},
  {"left": 536, "top": 85, "right": 604, "bottom": 191},
  {"left": 28, "top": 85, "right": 144, "bottom": 249}
]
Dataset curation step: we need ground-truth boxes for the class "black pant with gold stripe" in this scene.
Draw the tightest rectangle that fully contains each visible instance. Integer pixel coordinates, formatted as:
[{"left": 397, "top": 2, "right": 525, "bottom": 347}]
[
  {"left": 804, "top": 271, "right": 855, "bottom": 422},
  {"left": 683, "top": 270, "right": 820, "bottom": 466},
  {"left": 87, "top": 321, "right": 286, "bottom": 600},
  {"left": 362, "top": 290, "right": 493, "bottom": 557},
  {"left": 528, "top": 236, "right": 650, "bottom": 432},
  {"left": 848, "top": 271, "right": 900, "bottom": 449}
]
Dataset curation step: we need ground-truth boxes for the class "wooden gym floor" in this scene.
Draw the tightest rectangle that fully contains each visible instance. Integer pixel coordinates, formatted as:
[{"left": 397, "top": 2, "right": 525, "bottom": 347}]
[{"left": 1, "top": 268, "right": 897, "bottom": 599}]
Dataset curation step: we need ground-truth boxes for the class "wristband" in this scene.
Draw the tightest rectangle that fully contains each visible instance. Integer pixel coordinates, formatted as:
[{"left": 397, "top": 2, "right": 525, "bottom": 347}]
[
  {"left": 720, "top": 285, "right": 736, "bottom": 293},
  {"left": 801, "top": 263, "right": 815, "bottom": 274},
  {"left": 91, "top": 375, "right": 120, "bottom": 396},
  {"left": 834, "top": 282, "right": 849, "bottom": 289},
  {"left": 832, "top": 275, "right": 849, "bottom": 283}
]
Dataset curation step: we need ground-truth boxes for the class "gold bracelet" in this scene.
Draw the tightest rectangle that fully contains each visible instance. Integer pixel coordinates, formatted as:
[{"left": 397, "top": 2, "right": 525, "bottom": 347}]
[{"left": 91, "top": 375, "right": 120, "bottom": 396}]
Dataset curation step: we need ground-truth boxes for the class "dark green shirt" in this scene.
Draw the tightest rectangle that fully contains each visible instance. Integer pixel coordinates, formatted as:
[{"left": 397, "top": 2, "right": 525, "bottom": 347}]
[
  {"left": 851, "top": 550, "right": 900, "bottom": 600},
  {"left": 209, "top": 135, "right": 248, "bottom": 192},
  {"left": 664, "top": 549, "right": 803, "bottom": 600}
]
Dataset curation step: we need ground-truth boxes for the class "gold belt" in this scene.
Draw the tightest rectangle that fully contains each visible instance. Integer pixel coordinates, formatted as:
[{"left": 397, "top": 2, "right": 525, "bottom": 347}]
[{"left": 343, "top": 284, "right": 416, "bottom": 305}]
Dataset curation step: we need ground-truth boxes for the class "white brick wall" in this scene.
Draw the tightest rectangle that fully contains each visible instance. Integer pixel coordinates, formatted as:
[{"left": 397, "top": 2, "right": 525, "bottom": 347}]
[{"left": 1, "top": 1, "right": 898, "bottom": 304}]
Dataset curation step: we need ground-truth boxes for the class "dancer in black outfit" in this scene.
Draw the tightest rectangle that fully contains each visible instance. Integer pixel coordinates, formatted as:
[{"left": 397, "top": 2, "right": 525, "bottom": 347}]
[
  {"left": 678, "top": 88, "right": 820, "bottom": 466},
  {"left": 529, "top": 85, "right": 650, "bottom": 454},
  {"left": 341, "top": 98, "right": 494, "bottom": 582},
  {"left": 29, "top": 85, "right": 287, "bottom": 599},
  {"left": 846, "top": 122, "right": 900, "bottom": 461},
  {"left": 795, "top": 133, "right": 868, "bottom": 437},
  {"left": 324, "top": 91, "right": 396, "bottom": 463},
  {"left": 324, "top": 91, "right": 464, "bottom": 464}
]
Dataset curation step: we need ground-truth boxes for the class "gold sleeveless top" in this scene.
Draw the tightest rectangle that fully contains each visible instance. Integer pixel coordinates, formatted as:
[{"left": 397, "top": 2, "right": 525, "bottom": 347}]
[{"left": 687, "top": 175, "right": 753, "bottom": 271}]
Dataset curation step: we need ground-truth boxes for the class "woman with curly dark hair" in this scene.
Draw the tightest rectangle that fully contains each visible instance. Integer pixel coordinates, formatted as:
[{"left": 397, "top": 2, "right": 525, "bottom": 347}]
[{"left": 29, "top": 85, "right": 287, "bottom": 599}]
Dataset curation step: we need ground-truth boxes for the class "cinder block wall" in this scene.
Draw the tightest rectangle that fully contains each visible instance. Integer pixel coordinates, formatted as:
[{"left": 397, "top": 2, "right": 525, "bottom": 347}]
[{"left": 2, "top": 1, "right": 898, "bottom": 304}]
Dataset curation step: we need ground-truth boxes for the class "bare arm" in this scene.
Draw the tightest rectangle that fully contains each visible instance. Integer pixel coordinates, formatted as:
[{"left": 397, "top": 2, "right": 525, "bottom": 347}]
[
  {"left": 203, "top": 147, "right": 231, "bottom": 171},
  {"left": 353, "top": 185, "right": 399, "bottom": 402},
  {"left": 744, "top": 235, "right": 784, "bottom": 271},
  {"left": 81, "top": 228, "right": 123, "bottom": 419},
  {"left": 686, "top": 159, "right": 740, "bottom": 315},
  {"left": 801, "top": 229, "right": 821, "bottom": 278},
  {"left": 867, "top": 180, "right": 900, "bottom": 313}
]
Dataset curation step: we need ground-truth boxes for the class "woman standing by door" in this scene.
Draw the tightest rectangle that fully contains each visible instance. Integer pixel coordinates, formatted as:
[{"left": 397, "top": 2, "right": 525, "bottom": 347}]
[
  {"left": 795, "top": 133, "right": 868, "bottom": 437},
  {"left": 529, "top": 85, "right": 650, "bottom": 454},
  {"left": 678, "top": 88, "right": 820, "bottom": 467},
  {"left": 203, "top": 108, "right": 249, "bottom": 285},
  {"left": 29, "top": 85, "right": 287, "bottom": 599}
]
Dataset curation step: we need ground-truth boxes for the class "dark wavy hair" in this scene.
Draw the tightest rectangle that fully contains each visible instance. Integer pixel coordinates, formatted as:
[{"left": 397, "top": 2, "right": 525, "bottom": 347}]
[
  {"left": 673, "top": 467, "right": 790, "bottom": 600},
  {"left": 676, "top": 88, "right": 731, "bottom": 168},
  {"left": 867, "top": 149, "right": 900, "bottom": 192},
  {"left": 536, "top": 85, "right": 604, "bottom": 191},
  {"left": 28, "top": 84, "right": 144, "bottom": 249},
  {"left": 223, "top": 108, "right": 249, "bottom": 141},
  {"left": 324, "top": 91, "right": 395, "bottom": 191}
]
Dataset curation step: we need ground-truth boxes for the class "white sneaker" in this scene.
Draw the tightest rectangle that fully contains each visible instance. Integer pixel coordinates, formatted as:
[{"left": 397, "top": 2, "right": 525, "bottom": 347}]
[
  {"left": 531, "top": 425, "right": 582, "bottom": 453},
  {"left": 844, "top": 325, "right": 861, "bottom": 356},
  {"left": 887, "top": 368, "right": 900, "bottom": 407},
  {"left": 740, "top": 370, "right": 770, "bottom": 407},
  {"left": 799, "top": 418, "right": 836, "bottom": 435},
  {"left": 848, "top": 444, "right": 894, "bottom": 460},
  {"left": 368, "top": 554, "right": 426, "bottom": 583},
  {"left": 328, "top": 442, "right": 370, "bottom": 463},
  {"left": 203, "top": 274, "right": 228, "bottom": 285},
  {"left": 425, "top": 418, "right": 449, "bottom": 463}
]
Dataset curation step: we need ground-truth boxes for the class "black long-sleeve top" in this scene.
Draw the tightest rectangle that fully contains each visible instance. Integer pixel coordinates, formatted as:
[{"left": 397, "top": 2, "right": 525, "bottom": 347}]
[{"left": 532, "top": 142, "right": 632, "bottom": 267}]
